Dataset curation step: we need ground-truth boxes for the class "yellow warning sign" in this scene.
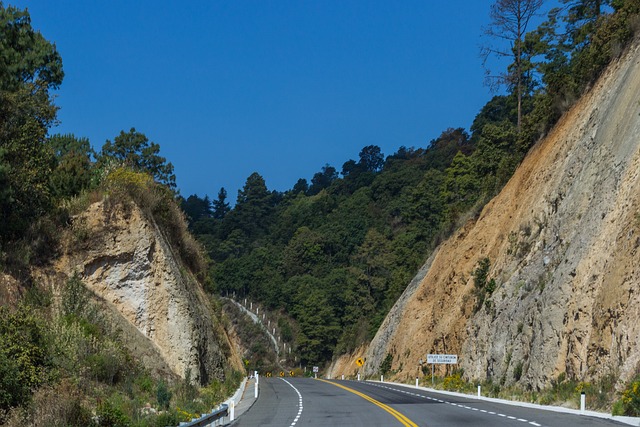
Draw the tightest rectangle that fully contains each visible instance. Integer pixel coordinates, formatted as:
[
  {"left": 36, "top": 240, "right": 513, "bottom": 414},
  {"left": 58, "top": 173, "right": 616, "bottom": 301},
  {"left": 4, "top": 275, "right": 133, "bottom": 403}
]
[{"left": 356, "top": 358, "right": 364, "bottom": 367}]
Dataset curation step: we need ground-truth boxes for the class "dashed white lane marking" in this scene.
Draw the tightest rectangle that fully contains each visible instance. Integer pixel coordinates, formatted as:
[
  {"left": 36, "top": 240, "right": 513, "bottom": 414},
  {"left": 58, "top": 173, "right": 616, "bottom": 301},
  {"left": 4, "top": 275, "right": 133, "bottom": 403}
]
[
  {"left": 367, "top": 382, "right": 546, "bottom": 426},
  {"left": 281, "top": 379, "right": 303, "bottom": 427}
]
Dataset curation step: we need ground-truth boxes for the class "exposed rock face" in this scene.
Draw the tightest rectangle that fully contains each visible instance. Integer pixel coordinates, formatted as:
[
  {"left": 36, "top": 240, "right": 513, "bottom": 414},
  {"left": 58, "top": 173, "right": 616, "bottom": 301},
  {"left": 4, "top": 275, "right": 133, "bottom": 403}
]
[
  {"left": 56, "top": 199, "right": 242, "bottom": 384},
  {"left": 358, "top": 40, "right": 640, "bottom": 389},
  {"left": 0, "top": 273, "right": 22, "bottom": 307}
]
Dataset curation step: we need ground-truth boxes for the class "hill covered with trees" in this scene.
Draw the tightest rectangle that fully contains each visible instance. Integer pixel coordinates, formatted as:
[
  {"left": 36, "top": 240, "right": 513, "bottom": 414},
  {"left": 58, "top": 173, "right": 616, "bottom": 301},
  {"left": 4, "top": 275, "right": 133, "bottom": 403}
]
[{"left": 182, "top": 0, "right": 640, "bottom": 367}]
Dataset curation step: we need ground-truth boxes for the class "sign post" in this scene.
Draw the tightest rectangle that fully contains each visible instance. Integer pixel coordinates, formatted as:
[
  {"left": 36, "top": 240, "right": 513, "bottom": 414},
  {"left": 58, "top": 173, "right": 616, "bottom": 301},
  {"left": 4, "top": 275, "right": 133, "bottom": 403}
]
[{"left": 426, "top": 354, "right": 458, "bottom": 387}]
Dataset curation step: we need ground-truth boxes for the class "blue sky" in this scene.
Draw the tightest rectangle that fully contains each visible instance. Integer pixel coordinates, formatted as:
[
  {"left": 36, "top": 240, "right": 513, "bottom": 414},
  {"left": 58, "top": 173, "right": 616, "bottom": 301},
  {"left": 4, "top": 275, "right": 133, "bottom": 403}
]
[{"left": 13, "top": 1, "right": 549, "bottom": 200}]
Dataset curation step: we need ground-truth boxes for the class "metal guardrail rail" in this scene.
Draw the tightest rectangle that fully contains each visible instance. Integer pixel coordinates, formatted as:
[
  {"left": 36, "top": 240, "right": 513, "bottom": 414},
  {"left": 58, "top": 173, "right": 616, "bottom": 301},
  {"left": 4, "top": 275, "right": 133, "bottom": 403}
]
[
  {"left": 175, "top": 403, "right": 229, "bottom": 427},
  {"left": 171, "top": 375, "right": 251, "bottom": 426}
]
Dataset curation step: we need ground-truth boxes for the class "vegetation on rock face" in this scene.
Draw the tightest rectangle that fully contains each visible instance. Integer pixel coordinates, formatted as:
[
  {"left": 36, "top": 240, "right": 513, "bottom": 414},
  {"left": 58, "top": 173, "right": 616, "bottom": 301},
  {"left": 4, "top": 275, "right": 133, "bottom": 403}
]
[{"left": 472, "top": 257, "right": 497, "bottom": 312}]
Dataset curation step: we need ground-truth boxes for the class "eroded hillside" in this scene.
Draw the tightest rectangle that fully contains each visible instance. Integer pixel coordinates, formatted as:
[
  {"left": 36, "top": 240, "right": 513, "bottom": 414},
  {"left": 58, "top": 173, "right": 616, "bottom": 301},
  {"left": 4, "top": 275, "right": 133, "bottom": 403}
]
[{"left": 355, "top": 38, "right": 640, "bottom": 390}]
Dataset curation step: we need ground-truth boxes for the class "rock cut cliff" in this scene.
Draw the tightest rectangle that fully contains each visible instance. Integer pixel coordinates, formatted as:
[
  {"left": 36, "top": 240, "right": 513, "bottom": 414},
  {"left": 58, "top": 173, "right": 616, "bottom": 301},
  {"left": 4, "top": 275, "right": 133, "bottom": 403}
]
[
  {"left": 358, "top": 38, "right": 640, "bottom": 390},
  {"left": 52, "top": 198, "right": 243, "bottom": 384}
]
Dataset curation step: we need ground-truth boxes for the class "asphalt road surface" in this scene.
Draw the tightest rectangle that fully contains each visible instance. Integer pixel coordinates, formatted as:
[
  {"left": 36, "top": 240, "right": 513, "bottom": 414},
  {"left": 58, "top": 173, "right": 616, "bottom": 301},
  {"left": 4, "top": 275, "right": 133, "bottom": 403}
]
[{"left": 231, "top": 377, "right": 628, "bottom": 427}]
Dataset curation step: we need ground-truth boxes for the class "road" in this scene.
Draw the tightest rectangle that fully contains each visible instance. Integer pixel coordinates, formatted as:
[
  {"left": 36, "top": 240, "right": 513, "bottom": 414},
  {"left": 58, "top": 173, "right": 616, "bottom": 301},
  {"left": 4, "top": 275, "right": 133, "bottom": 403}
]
[{"left": 230, "top": 377, "right": 628, "bottom": 427}]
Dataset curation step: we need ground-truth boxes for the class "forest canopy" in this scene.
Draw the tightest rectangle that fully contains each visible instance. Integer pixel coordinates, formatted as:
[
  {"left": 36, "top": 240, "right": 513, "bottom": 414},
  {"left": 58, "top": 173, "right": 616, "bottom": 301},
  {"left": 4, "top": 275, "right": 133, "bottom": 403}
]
[{"left": 183, "top": 0, "right": 640, "bottom": 365}]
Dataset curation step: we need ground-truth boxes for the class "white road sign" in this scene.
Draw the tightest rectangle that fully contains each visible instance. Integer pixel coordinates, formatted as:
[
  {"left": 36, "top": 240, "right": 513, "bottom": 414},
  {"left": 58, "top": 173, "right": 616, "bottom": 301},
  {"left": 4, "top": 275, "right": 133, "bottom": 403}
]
[
  {"left": 427, "top": 354, "right": 458, "bottom": 364},
  {"left": 313, "top": 366, "right": 319, "bottom": 373}
]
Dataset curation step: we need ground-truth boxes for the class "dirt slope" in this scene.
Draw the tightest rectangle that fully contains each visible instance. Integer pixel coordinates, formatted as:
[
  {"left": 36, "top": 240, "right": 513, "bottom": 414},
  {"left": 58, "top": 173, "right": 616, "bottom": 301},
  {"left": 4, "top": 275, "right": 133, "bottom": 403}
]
[{"left": 351, "top": 39, "right": 640, "bottom": 390}]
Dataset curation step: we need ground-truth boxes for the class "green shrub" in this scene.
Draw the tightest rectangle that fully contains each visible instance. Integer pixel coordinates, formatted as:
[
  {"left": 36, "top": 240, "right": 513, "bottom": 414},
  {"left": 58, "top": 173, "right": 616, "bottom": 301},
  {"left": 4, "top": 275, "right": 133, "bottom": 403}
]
[
  {"left": 619, "top": 376, "right": 640, "bottom": 416},
  {"left": 86, "top": 340, "right": 127, "bottom": 385},
  {"left": 443, "top": 373, "right": 467, "bottom": 391},
  {"left": 513, "top": 361, "right": 524, "bottom": 381},
  {"left": 472, "top": 258, "right": 496, "bottom": 311},
  {"left": 0, "top": 347, "right": 29, "bottom": 413},
  {"left": 135, "top": 373, "right": 154, "bottom": 394},
  {"left": 156, "top": 380, "right": 172, "bottom": 410},
  {"left": 0, "top": 306, "right": 53, "bottom": 412},
  {"left": 379, "top": 353, "right": 393, "bottom": 376},
  {"left": 96, "top": 400, "right": 131, "bottom": 427},
  {"left": 151, "top": 411, "right": 179, "bottom": 427},
  {"left": 612, "top": 399, "right": 625, "bottom": 416},
  {"left": 62, "top": 273, "right": 91, "bottom": 317}
]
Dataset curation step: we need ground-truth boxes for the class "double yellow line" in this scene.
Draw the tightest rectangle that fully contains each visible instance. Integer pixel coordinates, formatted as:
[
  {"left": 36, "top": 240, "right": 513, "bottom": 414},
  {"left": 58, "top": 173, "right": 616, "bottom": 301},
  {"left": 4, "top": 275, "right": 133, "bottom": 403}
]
[{"left": 318, "top": 379, "right": 418, "bottom": 427}]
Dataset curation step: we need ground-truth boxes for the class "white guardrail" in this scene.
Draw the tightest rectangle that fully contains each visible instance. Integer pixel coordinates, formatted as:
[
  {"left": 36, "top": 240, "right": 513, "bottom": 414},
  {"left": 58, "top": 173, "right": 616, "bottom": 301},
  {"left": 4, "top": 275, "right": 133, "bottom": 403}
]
[{"left": 174, "top": 376, "right": 249, "bottom": 427}]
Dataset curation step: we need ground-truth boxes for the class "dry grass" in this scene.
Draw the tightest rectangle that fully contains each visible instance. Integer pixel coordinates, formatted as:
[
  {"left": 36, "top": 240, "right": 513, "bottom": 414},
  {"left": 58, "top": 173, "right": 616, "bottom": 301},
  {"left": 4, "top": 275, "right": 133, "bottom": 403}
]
[{"left": 4, "top": 380, "right": 92, "bottom": 427}]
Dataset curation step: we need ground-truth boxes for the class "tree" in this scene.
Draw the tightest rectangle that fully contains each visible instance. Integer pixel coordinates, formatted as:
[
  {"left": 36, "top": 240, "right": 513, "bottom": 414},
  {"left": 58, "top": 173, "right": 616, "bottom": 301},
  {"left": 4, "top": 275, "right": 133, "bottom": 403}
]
[
  {"left": 48, "top": 133, "right": 93, "bottom": 160},
  {"left": 0, "top": 148, "right": 11, "bottom": 216},
  {"left": 341, "top": 159, "right": 359, "bottom": 177},
  {"left": 358, "top": 145, "right": 384, "bottom": 172},
  {"left": 49, "top": 150, "right": 92, "bottom": 198},
  {"left": 0, "top": 3, "right": 63, "bottom": 241},
  {"left": 212, "top": 187, "right": 230, "bottom": 219},
  {"left": 308, "top": 164, "right": 338, "bottom": 195},
  {"left": 98, "top": 128, "right": 176, "bottom": 189},
  {"left": 0, "top": 3, "right": 63, "bottom": 92},
  {"left": 352, "top": 229, "right": 392, "bottom": 306},
  {"left": 482, "top": 0, "right": 544, "bottom": 131},
  {"left": 562, "top": 0, "right": 608, "bottom": 49},
  {"left": 291, "top": 178, "right": 309, "bottom": 195},
  {"left": 47, "top": 134, "right": 93, "bottom": 198},
  {"left": 290, "top": 280, "right": 340, "bottom": 364},
  {"left": 470, "top": 96, "right": 518, "bottom": 140},
  {"left": 441, "top": 152, "right": 480, "bottom": 224},
  {"left": 0, "top": 306, "right": 53, "bottom": 412},
  {"left": 404, "top": 169, "right": 445, "bottom": 229},
  {"left": 181, "top": 194, "right": 212, "bottom": 222},
  {"left": 232, "top": 172, "right": 273, "bottom": 238},
  {"left": 282, "top": 227, "right": 326, "bottom": 277}
]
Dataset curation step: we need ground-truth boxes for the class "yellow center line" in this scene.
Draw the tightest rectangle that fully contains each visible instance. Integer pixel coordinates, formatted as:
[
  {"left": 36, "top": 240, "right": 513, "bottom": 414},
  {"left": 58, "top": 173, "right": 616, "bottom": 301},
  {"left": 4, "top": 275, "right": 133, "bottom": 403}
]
[{"left": 317, "top": 379, "right": 419, "bottom": 427}]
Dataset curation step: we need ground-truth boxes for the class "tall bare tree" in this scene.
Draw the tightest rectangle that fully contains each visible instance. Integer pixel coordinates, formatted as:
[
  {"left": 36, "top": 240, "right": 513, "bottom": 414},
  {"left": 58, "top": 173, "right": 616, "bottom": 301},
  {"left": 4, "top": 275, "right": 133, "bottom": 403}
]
[{"left": 482, "top": 0, "right": 544, "bottom": 132}]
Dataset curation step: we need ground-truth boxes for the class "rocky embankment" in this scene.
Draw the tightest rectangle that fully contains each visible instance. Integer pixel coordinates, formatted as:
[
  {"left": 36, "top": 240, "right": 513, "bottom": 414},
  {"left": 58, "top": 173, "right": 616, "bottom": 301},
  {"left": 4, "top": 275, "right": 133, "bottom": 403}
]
[
  {"left": 52, "top": 199, "right": 243, "bottom": 384},
  {"left": 344, "top": 39, "right": 640, "bottom": 390}
]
